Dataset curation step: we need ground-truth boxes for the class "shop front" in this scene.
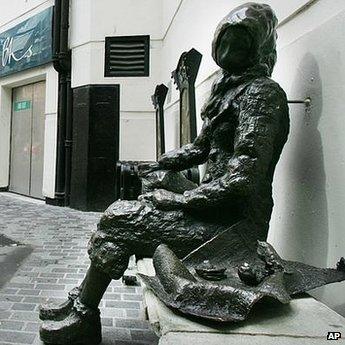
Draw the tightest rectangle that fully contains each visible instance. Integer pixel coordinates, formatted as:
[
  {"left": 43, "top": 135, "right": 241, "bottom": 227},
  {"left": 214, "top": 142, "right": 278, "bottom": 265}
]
[{"left": 0, "top": 6, "right": 57, "bottom": 200}]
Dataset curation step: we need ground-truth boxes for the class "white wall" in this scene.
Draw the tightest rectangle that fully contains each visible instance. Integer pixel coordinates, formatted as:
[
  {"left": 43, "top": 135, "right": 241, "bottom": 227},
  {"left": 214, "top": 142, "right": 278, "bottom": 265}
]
[
  {"left": 0, "top": 0, "right": 54, "bottom": 32},
  {"left": 70, "top": 0, "right": 163, "bottom": 161},
  {"left": 160, "top": 0, "right": 345, "bottom": 316},
  {"left": 269, "top": 0, "right": 345, "bottom": 316}
]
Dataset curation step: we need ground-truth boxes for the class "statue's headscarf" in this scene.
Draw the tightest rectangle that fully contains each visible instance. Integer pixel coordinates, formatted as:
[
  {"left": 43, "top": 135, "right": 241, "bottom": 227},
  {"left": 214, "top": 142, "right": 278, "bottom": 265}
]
[{"left": 201, "top": 3, "right": 278, "bottom": 120}]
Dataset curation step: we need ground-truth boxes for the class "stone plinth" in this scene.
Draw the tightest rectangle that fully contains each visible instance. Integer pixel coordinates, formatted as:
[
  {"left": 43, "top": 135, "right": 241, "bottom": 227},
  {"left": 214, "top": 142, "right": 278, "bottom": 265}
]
[{"left": 138, "top": 259, "right": 345, "bottom": 345}]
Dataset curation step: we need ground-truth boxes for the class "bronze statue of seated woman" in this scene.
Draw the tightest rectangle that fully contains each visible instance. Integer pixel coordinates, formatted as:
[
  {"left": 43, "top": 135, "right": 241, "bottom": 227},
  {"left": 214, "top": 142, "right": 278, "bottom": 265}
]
[{"left": 39, "top": 3, "right": 307, "bottom": 344}]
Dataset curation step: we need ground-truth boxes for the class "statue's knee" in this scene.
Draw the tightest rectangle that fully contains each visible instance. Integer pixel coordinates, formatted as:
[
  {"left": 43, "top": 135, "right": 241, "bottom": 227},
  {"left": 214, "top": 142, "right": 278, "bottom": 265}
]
[{"left": 101, "top": 200, "right": 142, "bottom": 224}]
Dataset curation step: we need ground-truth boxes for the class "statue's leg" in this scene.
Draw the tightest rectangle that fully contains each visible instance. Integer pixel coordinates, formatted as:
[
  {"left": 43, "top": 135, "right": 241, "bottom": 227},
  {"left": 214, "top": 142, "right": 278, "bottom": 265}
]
[
  {"left": 39, "top": 276, "right": 103, "bottom": 345},
  {"left": 39, "top": 259, "right": 128, "bottom": 345},
  {"left": 39, "top": 263, "right": 112, "bottom": 321},
  {"left": 79, "top": 264, "right": 111, "bottom": 308},
  {"left": 39, "top": 228, "right": 131, "bottom": 344},
  {"left": 39, "top": 198, "right": 216, "bottom": 344}
]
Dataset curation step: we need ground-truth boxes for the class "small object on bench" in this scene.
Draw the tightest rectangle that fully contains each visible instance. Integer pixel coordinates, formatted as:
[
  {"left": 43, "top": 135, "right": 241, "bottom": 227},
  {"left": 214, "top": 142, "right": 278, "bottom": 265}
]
[
  {"left": 138, "top": 226, "right": 345, "bottom": 323},
  {"left": 195, "top": 260, "right": 226, "bottom": 281},
  {"left": 237, "top": 262, "right": 269, "bottom": 286},
  {"left": 138, "top": 258, "right": 345, "bottom": 345},
  {"left": 122, "top": 255, "right": 139, "bottom": 286}
]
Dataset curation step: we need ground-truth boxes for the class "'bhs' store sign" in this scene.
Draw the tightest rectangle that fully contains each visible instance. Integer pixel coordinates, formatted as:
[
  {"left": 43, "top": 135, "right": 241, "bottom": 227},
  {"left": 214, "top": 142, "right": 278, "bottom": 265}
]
[{"left": 0, "top": 7, "right": 53, "bottom": 77}]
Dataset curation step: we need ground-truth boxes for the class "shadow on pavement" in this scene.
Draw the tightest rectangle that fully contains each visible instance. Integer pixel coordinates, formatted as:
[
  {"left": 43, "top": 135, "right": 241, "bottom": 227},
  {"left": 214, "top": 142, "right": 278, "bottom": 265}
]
[{"left": 0, "top": 234, "right": 33, "bottom": 288}]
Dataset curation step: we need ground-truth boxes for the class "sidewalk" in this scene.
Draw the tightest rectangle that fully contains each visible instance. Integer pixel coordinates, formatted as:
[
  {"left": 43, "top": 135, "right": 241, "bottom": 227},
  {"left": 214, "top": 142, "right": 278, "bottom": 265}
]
[{"left": 0, "top": 193, "right": 158, "bottom": 345}]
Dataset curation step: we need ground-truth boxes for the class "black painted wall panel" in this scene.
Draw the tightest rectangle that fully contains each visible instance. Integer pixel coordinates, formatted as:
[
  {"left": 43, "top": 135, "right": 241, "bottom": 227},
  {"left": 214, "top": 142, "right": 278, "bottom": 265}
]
[{"left": 70, "top": 85, "right": 120, "bottom": 211}]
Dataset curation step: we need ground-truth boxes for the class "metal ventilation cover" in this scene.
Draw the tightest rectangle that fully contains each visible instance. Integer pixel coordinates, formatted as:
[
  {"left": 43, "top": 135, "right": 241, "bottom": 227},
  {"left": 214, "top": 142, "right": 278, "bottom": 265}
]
[{"left": 104, "top": 35, "right": 150, "bottom": 77}]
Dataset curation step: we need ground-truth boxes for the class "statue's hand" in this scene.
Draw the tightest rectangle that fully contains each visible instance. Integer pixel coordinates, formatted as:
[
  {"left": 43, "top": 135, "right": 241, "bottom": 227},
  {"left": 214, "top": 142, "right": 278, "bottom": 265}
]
[
  {"left": 138, "top": 189, "right": 186, "bottom": 210},
  {"left": 137, "top": 192, "right": 154, "bottom": 205},
  {"left": 138, "top": 162, "right": 161, "bottom": 177}
]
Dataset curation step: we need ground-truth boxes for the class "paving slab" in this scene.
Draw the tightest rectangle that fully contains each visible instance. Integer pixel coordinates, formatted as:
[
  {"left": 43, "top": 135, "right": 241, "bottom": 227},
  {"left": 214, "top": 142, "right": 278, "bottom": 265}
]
[{"left": 0, "top": 193, "right": 158, "bottom": 345}]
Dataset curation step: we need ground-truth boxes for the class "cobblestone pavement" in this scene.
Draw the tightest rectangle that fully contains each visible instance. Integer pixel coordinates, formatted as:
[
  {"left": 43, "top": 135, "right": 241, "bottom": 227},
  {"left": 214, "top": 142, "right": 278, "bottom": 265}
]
[{"left": 0, "top": 193, "right": 159, "bottom": 345}]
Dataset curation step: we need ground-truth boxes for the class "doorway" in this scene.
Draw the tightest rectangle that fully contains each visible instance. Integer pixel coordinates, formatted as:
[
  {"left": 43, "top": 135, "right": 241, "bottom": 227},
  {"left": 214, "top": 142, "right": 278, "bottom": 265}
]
[{"left": 9, "top": 81, "right": 46, "bottom": 199}]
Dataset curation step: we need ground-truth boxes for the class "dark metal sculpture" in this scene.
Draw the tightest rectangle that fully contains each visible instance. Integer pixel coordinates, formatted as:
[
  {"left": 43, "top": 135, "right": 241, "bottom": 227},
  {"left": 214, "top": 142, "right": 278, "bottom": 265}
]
[
  {"left": 172, "top": 48, "right": 202, "bottom": 184},
  {"left": 115, "top": 51, "right": 202, "bottom": 203},
  {"left": 139, "top": 221, "right": 345, "bottom": 322},
  {"left": 115, "top": 85, "right": 169, "bottom": 203},
  {"left": 152, "top": 84, "right": 169, "bottom": 160},
  {"left": 172, "top": 48, "right": 202, "bottom": 146},
  {"left": 115, "top": 161, "right": 143, "bottom": 200},
  {"left": 39, "top": 3, "right": 345, "bottom": 344}
]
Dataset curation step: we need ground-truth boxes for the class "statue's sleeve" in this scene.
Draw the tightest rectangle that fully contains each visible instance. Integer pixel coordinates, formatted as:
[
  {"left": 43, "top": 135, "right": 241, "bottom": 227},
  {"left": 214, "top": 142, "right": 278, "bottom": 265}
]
[
  {"left": 158, "top": 121, "right": 211, "bottom": 171},
  {"left": 183, "top": 82, "right": 288, "bottom": 209}
]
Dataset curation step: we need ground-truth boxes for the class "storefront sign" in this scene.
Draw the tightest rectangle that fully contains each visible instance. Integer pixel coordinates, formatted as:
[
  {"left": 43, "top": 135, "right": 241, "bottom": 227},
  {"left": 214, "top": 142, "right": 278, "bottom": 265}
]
[
  {"left": 0, "top": 7, "right": 53, "bottom": 77},
  {"left": 14, "top": 100, "right": 31, "bottom": 111}
]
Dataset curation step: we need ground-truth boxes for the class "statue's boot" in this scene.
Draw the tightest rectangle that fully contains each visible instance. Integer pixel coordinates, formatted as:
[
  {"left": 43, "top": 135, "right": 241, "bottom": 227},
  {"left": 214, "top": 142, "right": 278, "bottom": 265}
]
[
  {"left": 39, "top": 286, "right": 80, "bottom": 321},
  {"left": 39, "top": 297, "right": 101, "bottom": 345}
]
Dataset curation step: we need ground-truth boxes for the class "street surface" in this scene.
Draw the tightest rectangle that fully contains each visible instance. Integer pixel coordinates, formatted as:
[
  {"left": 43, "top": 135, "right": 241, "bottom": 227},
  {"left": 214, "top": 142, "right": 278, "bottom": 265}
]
[{"left": 0, "top": 193, "right": 158, "bottom": 345}]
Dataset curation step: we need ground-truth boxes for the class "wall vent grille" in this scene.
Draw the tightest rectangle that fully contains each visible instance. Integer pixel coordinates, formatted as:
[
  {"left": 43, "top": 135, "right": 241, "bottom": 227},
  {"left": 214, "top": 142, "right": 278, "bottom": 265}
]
[{"left": 105, "top": 35, "right": 150, "bottom": 77}]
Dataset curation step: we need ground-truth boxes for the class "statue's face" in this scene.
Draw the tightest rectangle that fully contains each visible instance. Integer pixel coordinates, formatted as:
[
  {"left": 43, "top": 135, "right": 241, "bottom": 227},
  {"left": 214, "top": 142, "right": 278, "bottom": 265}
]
[{"left": 215, "top": 26, "right": 253, "bottom": 72}]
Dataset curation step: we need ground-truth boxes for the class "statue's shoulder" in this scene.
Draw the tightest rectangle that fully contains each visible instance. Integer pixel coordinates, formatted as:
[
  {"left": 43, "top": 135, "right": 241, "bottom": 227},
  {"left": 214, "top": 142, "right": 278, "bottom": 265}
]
[{"left": 245, "top": 77, "right": 287, "bottom": 103}]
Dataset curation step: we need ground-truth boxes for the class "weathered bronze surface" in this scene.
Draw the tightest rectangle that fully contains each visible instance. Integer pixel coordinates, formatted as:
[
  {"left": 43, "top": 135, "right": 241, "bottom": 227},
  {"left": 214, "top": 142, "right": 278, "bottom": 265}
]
[
  {"left": 172, "top": 48, "right": 202, "bottom": 146},
  {"left": 39, "top": 2, "right": 345, "bottom": 344},
  {"left": 152, "top": 84, "right": 169, "bottom": 159},
  {"left": 139, "top": 221, "right": 345, "bottom": 322}
]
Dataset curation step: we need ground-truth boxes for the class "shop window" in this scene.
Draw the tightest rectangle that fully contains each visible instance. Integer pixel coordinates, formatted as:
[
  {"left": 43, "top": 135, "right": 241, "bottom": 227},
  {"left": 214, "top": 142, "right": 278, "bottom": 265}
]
[{"left": 104, "top": 35, "right": 150, "bottom": 77}]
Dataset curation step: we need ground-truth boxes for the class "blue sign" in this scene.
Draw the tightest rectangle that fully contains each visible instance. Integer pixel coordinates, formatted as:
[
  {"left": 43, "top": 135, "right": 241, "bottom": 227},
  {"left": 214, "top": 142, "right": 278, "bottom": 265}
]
[{"left": 0, "top": 7, "right": 53, "bottom": 77}]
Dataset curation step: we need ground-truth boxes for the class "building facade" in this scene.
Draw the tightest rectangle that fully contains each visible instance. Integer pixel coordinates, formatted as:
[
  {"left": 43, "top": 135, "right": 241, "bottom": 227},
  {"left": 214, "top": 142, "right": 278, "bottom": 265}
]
[{"left": 0, "top": 0, "right": 344, "bottom": 316}]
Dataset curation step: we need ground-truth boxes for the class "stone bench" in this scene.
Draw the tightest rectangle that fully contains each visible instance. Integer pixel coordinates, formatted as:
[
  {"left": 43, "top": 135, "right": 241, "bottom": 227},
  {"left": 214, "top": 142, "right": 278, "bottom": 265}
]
[{"left": 137, "top": 258, "right": 345, "bottom": 345}]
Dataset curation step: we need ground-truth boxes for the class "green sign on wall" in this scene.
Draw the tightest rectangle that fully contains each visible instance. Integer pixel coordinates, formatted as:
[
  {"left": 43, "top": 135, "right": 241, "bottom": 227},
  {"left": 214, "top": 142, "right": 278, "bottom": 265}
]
[{"left": 14, "top": 100, "right": 31, "bottom": 111}]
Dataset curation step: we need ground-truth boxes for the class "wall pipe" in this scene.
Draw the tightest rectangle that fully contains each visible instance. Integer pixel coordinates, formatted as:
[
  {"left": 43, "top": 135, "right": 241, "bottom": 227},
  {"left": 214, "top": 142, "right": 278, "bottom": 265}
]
[
  {"left": 52, "top": 0, "right": 72, "bottom": 206},
  {"left": 64, "top": 73, "right": 73, "bottom": 205}
]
